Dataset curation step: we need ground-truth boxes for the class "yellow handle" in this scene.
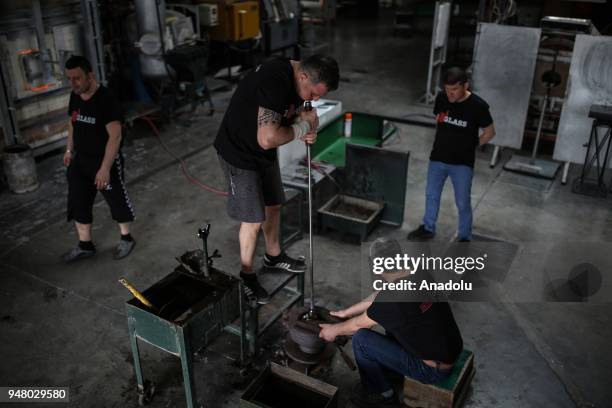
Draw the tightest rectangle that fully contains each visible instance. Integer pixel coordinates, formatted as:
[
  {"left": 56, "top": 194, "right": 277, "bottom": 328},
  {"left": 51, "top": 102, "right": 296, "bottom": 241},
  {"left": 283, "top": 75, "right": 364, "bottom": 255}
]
[{"left": 119, "top": 277, "right": 156, "bottom": 310}]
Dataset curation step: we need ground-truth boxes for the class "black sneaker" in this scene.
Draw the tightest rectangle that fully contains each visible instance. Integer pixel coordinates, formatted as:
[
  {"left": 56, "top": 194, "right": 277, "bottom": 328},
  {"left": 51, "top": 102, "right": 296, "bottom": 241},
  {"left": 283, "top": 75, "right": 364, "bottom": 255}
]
[
  {"left": 407, "top": 225, "right": 435, "bottom": 241},
  {"left": 456, "top": 238, "right": 471, "bottom": 242},
  {"left": 263, "top": 252, "right": 306, "bottom": 273},
  {"left": 349, "top": 382, "right": 400, "bottom": 408},
  {"left": 62, "top": 246, "right": 96, "bottom": 263},
  {"left": 240, "top": 272, "right": 271, "bottom": 305}
]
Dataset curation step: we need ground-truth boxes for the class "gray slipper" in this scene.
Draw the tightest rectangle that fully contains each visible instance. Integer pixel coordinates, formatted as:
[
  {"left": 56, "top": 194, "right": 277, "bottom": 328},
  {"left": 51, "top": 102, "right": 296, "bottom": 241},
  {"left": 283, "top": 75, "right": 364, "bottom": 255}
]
[
  {"left": 62, "top": 247, "right": 96, "bottom": 263},
  {"left": 114, "top": 239, "right": 136, "bottom": 260}
]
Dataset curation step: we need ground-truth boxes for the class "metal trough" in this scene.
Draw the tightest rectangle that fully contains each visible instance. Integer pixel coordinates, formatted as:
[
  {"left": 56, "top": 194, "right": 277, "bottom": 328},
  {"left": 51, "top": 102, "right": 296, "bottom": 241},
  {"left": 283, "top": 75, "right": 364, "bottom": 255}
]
[
  {"left": 126, "top": 267, "right": 240, "bottom": 407},
  {"left": 318, "top": 194, "right": 385, "bottom": 241}
]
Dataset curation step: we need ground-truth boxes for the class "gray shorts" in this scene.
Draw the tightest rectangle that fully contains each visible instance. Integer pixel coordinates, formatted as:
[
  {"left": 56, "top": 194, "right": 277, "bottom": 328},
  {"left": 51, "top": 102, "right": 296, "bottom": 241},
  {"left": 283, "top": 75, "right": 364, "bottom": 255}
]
[{"left": 218, "top": 154, "right": 285, "bottom": 223}]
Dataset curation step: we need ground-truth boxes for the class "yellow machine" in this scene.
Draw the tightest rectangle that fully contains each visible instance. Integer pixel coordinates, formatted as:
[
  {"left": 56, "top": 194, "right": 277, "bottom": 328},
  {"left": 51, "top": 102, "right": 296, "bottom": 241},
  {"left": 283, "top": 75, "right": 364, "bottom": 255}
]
[{"left": 197, "top": 0, "right": 260, "bottom": 42}]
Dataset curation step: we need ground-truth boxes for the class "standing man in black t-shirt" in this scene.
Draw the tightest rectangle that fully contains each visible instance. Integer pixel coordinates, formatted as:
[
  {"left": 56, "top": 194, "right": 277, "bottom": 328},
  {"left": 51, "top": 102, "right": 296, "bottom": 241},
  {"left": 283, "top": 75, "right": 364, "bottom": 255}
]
[
  {"left": 408, "top": 67, "right": 495, "bottom": 242},
  {"left": 62, "top": 55, "right": 135, "bottom": 262},
  {"left": 214, "top": 55, "right": 339, "bottom": 303}
]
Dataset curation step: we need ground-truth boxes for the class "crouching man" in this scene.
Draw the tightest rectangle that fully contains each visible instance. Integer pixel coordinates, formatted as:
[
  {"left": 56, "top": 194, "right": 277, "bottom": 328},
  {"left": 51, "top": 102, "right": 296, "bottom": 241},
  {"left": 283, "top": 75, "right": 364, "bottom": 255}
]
[{"left": 319, "top": 294, "right": 463, "bottom": 407}]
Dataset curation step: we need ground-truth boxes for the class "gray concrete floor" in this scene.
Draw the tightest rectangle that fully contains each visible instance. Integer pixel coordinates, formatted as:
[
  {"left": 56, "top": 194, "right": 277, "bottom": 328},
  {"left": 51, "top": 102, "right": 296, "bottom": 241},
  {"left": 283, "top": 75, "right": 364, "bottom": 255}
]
[{"left": 2, "top": 9, "right": 612, "bottom": 408}]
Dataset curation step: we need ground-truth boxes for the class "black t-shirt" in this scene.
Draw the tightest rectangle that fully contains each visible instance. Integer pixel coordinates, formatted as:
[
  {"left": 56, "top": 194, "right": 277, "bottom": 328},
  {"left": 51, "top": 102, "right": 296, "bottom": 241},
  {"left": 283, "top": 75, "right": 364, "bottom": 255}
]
[
  {"left": 366, "top": 299, "right": 463, "bottom": 364},
  {"left": 430, "top": 93, "right": 493, "bottom": 168},
  {"left": 67, "top": 85, "right": 123, "bottom": 160},
  {"left": 214, "top": 58, "right": 303, "bottom": 170}
]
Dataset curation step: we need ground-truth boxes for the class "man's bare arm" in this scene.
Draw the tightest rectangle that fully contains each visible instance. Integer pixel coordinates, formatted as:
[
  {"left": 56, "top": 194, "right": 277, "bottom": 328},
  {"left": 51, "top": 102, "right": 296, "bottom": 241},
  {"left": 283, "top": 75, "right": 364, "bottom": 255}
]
[
  {"left": 331, "top": 293, "right": 377, "bottom": 319},
  {"left": 67, "top": 120, "right": 74, "bottom": 151},
  {"left": 336, "top": 312, "right": 378, "bottom": 336},
  {"left": 256, "top": 107, "right": 295, "bottom": 150},
  {"left": 479, "top": 123, "right": 496, "bottom": 146},
  {"left": 92, "top": 120, "right": 122, "bottom": 189},
  {"left": 64, "top": 120, "right": 74, "bottom": 166},
  {"left": 101, "top": 121, "right": 122, "bottom": 171},
  {"left": 319, "top": 311, "right": 378, "bottom": 341},
  {"left": 257, "top": 107, "right": 319, "bottom": 149}
]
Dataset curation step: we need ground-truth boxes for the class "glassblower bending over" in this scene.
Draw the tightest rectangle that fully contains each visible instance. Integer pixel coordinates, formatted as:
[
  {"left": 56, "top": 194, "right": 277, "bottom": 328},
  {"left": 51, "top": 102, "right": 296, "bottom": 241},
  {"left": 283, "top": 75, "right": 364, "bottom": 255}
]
[{"left": 213, "top": 55, "right": 340, "bottom": 304}]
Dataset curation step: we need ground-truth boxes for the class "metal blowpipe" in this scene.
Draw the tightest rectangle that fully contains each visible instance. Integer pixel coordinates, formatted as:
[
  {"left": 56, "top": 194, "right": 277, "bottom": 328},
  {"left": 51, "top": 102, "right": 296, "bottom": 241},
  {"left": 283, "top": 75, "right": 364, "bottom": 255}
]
[{"left": 304, "top": 100, "right": 316, "bottom": 318}]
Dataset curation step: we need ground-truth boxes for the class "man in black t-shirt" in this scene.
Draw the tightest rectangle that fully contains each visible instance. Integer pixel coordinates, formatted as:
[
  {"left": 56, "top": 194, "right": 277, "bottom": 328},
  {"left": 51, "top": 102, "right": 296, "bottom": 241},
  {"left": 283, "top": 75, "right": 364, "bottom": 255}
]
[
  {"left": 214, "top": 55, "right": 339, "bottom": 303},
  {"left": 317, "top": 240, "right": 463, "bottom": 407},
  {"left": 62, "top": 55, "right": 135, "bottom": 263},
  {"left": 319, "top": 294, "right": 463, "bottom": 407},
  {"left": 408, "top": 67, "right": 495, "bottom": 242}
]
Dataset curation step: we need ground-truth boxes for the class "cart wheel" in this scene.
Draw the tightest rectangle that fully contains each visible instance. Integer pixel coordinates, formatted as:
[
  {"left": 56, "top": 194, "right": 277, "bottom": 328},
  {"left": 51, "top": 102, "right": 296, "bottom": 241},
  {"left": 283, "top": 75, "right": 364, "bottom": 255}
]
[
  {"left": 138, "top": 381, "right": 156, "bottom": 406},
  {"left": 238, "top": 359, "right": 255, "bottom": 377}
]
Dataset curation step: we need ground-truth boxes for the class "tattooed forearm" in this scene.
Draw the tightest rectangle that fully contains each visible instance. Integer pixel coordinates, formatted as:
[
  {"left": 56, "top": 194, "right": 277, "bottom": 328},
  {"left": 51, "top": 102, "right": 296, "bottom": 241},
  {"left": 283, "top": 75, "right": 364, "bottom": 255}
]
[{"left": 258, "top": 107, "right": 282, "bottom": 128}]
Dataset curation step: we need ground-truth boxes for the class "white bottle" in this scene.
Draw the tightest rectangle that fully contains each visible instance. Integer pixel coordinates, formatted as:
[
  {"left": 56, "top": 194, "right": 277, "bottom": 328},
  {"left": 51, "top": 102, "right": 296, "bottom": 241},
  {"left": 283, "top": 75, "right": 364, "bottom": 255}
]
[{"left": 344, "top": 113, "right": 353, "bottom": 138}]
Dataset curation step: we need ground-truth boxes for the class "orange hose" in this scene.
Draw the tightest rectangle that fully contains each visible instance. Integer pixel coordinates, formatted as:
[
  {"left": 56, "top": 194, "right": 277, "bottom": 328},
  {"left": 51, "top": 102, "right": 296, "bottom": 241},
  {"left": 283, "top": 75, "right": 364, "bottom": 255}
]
[{"left": 140, "top": 116, "right": 228, "bottom": 197}]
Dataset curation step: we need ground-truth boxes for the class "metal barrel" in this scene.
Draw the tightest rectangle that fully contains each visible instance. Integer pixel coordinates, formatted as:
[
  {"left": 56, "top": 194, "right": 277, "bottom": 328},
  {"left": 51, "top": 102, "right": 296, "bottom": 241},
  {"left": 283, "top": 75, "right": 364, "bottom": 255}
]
[{"left": 2, "top": 144, "right": 39, "bottom": 194}]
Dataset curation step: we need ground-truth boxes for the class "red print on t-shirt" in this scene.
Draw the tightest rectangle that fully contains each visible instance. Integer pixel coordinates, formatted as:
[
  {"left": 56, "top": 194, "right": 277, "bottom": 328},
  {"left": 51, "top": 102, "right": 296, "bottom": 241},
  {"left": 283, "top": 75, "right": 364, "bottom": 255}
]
[
  {"left": 437, "top": 111, "right": 449, "bottom": 124},
  {"left": 71, "top": 109, "right": 79, "bottom": 123},
  {"left": 419, "top": 301, "right": 433, "bottom": 313}
]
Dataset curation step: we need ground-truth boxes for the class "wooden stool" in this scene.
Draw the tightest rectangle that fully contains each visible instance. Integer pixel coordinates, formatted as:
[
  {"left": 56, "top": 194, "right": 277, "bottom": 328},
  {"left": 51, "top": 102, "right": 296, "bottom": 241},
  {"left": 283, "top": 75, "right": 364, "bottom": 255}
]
[{"left": 403, "top": 349, "right": 475, "bottom": 408}]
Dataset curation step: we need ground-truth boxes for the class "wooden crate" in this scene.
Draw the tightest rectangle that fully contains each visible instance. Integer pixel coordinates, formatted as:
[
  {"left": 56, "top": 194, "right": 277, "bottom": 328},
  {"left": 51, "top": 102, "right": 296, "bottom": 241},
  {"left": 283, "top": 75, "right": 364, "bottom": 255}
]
[
  {"left": 241, "top": 363, "right": 337, "bottom": 408},
  {"left": 403, "top": 350, "right": 475, "bottom": 408}
]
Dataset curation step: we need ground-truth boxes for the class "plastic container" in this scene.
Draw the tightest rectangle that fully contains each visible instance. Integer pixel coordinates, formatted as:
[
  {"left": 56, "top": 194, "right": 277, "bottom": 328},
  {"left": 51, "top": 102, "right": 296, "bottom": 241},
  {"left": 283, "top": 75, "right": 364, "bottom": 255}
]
[{"left": 344, "top": 112, "right": 352, "bottom": 138}]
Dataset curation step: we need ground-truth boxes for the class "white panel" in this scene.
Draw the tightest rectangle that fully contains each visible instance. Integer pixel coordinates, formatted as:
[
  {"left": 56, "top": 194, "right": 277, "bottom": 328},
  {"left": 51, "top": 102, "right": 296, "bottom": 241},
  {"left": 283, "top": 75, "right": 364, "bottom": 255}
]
[
  {"left": 554, "top": 35, "right": 612, "bottom": 166},
  {"left": 472, "top": 23, "right": 541, "bottom": 149},
  {"left": 434, "top": 2, "right": 451, "bottom": 49}
]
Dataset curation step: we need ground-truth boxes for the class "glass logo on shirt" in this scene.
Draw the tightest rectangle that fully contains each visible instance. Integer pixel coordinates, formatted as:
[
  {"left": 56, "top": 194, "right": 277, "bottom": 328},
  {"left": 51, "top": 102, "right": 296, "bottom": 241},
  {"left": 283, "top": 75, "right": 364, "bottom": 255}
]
[
  {"left": 71, "top": 109, "right": 96, "bottom": 125},
  {"left": 437, "top": 111, "right": 467, "bottom": 128}
]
